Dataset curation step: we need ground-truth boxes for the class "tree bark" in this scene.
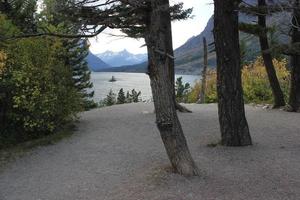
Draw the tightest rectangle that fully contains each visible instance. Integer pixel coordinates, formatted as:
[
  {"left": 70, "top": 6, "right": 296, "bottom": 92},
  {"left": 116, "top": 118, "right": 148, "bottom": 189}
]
[
  {"left": 258, "top": 0, "right": 286, "bottom": 108},
  {"left": 198, "top": 37, "right": 208, "bottom": 104},
  {"left": 213, "top": 0, "right": 252, "bottom": 146},
  {"left": 289, "top": 0, "right": 300, "bottom": 112},
  {"left": 144, "top": 0, "right": 199, "bottom": 176},
  {"left": 0, "top": 85, "right": 8, "bottom": 134}
]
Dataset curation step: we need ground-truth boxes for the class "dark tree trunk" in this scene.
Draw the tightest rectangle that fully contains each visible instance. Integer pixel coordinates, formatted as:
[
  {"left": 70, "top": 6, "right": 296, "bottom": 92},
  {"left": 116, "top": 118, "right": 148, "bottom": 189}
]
[
  {"left": 213, "top": 0, "right": 252, "bottom": 146},
  {"left": 0, "top": 85, "right": 8, "bottom": 134},
  {"left": 198, "top": 37, "right": 208, "bottom": 104},
  {"left": 257, "top": 0, "right": 285, "bottom": 108},
  {"left": 144, "top": 0, "right": 199, "bottom": 176},
  {"left": 289, "top": 0, "right": 300, "bottom": 112}
]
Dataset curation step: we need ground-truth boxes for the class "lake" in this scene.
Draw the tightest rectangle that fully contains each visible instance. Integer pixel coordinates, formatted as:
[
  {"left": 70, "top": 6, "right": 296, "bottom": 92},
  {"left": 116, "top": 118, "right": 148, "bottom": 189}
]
[{"left": 91, "top": 72, "right": 200, "bottom": 102}]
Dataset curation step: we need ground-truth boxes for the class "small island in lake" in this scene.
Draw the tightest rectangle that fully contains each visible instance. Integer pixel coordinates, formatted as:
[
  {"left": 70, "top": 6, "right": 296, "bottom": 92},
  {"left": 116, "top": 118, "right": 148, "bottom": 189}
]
[{"left": 109, "top": 76, "right": 117, "bottom": 82}]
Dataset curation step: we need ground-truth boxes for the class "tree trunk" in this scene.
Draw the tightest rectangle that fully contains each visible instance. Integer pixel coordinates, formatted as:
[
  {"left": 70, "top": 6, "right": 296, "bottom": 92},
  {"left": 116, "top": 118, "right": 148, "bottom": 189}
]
[
  {"left": 213, "top": 0, "right": 252, "bottom": 146},
  {"left": 0, "top": 85, "right": 8, "bottom": 134},
  {"left": 289, "top": 0, "right": 300, "bottom": 112},
  {"left": 198, "top": 37, "right": 208, "bottom": 104},
  {"left": 257, "top": 0, "right": 286, "bottom": 108},
  {"left": 144, "top": 0, "right": 199, "bottom": 176}
]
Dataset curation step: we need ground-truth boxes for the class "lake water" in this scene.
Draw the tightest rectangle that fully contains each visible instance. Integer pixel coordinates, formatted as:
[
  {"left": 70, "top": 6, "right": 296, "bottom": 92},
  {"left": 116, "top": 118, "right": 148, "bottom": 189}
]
[{"left": 91, "top": 72, "right": 200, "bottom": 102}]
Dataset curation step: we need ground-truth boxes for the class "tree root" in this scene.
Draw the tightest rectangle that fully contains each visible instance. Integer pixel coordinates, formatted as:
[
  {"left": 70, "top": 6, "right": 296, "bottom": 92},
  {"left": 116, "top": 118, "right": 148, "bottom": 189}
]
[{"left": 175, "top": 102, "right": 192, "bottom": 113}]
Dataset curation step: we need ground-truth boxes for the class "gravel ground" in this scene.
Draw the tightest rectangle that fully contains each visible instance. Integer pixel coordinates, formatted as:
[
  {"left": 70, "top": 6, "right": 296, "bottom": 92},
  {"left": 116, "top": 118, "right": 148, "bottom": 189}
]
[{"left": 0, "top": 103, "right": 300, "bottom": 200}]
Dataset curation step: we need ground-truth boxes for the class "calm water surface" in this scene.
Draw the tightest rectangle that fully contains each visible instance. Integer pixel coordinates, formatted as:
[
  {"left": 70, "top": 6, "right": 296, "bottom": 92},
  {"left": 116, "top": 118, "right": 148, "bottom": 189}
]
[{"left": 91, "top": 72, "right": 200, "bottom": 102}]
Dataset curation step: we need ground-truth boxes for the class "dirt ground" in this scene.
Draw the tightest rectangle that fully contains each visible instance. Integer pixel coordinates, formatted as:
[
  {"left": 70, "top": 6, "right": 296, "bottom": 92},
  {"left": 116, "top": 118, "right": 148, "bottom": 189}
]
[{"left": 0, "top": 103, "right": 299, "bottom": 200}]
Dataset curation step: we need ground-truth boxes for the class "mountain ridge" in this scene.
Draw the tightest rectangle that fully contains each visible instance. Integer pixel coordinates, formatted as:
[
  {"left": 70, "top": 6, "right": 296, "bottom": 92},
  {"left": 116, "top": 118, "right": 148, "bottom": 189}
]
[
  {"left": 87, "top": 52, "right": 111, "bottom": 71},
  {"left": 97, "top": 49, "right": 147, "bottom": 67}
]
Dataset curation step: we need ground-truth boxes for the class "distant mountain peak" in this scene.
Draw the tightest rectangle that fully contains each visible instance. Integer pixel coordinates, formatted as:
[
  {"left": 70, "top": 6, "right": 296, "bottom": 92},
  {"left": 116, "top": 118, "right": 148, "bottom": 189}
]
[
  {"left": 97, "top": 49, "right": 147, "bottom": 67},
  {"left": 87, "top": 51, "right": 111, "bottom": 72}
]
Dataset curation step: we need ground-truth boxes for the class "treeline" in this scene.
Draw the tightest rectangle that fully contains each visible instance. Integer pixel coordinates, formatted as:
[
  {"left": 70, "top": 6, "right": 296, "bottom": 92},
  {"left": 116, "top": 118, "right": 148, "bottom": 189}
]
[
  {"left": 100, "top": 89, "right": 142, "bottom": 107},
  {"left": 0, "top": 0, "right": 95, "bottom": 147}
]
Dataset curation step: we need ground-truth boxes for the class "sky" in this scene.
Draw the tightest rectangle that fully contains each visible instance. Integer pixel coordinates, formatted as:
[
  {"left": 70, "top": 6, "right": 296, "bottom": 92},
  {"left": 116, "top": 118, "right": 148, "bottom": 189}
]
[{"left": 89, "top": 0, "right": 214, "bottom": 55}]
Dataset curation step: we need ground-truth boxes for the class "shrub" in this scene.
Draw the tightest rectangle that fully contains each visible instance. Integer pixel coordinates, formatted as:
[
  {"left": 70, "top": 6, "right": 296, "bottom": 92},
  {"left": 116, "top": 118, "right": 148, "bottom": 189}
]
[
  {"left": 1, "top": 38, "right": 82, "bottom": 142},
  {"left": 186, "top": 57, "right": 289, "bottom": 105},
  {"left": 242, "top": 57, "right": 290, "bottom": 104},
  {"left": 187, "top": 69, "right": 217, "bottom": 103}
]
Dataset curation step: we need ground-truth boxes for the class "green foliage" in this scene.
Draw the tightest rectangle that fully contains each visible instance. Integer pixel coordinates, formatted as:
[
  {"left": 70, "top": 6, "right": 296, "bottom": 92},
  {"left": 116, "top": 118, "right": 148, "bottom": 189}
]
[
  {"left": 100, "top": 88, "right": 142, "bottom": 106},
  {"left": 5, "top": 38, "right": 81, "bottom": 136},
  {"left": 117, "top": 88, "right": 126, "bottom": 104},
  {"left": 130, "top": 89, "right": 142, "bottom": 103},
  {"left": 175, "top": 77, "right": 190, "bottom": 103},
  {"left": 0, "top": 0, "right": 37, "bottom": 33},
  {"left": 40, "top": 0, "right": 96, "bottom": 111},
  {"left": 0, "top": 1, "right": 92, "bottom": 147},
  {"left": 104, "top": 89, "right": 116, "bottom": 106}
]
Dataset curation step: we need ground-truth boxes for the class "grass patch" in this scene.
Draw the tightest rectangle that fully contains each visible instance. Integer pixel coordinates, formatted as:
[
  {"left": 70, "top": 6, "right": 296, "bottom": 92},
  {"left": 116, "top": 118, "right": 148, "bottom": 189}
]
[{"left": 0, "top": 123, "right": 76, "bottom": 170}]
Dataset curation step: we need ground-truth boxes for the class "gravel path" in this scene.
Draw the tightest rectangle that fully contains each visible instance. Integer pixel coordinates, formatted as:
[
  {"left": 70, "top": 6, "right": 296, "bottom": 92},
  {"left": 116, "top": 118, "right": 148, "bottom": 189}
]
[{"left": 0, "top": 103, "right": 300, "bottom": 200}]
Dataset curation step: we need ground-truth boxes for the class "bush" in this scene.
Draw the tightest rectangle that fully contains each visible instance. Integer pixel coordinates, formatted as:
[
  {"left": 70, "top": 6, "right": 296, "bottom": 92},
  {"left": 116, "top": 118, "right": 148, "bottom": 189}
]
[
  {"left": 242, "top": 57, "right": 290, "bottom": 104},
  {"left": 187, "top": 69, "right": 217, "bottom": 103},
  {"left": 186, "top": 57, "right": 289, "bottom": 105},
  {"left": 1, "top": 38, "right": 82, "bottom": 144}
]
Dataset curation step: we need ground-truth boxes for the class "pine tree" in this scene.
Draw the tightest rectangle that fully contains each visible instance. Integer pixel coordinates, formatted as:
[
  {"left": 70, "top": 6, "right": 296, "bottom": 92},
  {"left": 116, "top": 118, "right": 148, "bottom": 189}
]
[
  {"left": 131, "top": 89, "right": 141, "bottom": 103},
  {"left": 214, "top": 0, "right": 252, "bottom": 146},
  {"left": 41, "top": 0, "right": 95, "bottom": 110},
  {"left": 289, "top": 0, "right": 300, "bottom": 112},
  {"left": 0, "top": 0, "right": 37, "bottom": 33},
  {"left": 67, "top": 39, "right": 95, "bottom": 110},
  {"left": 105, "top": 89, "right": 116, "bottom": 106},
  {"left": 125, "top": 91, "right": 132, "bottom": 103},
  {"left": 117, "top": 88, "right": 126, "bottom": 104}
]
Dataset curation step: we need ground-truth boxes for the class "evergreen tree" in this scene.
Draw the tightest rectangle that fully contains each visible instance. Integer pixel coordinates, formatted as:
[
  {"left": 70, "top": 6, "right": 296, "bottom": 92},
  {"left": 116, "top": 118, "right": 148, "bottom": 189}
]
[
  {"left": 41, "top": 0, "right": 95, "bottom": 110},
  {"left": 125, "top": 91, "right": 132, "bottom": 103},
  {"left": 214, "top": 0, "right": 252, "bottom": 146},
  {"left": 289, "top": 0, "right": 300, "bottom": 112},
  {"left": 131, "top": 89, "right": 141, "bottom": 103},
  {"left": 117, "top": 88, "right": 126, "bottom": 104},
  {"left": 0, "top": 0, "right": 37, "bottom": 33},
  {"left": 67, "top": 38, "right": 95, "bottom": 110},
  {"left": 105, "top": 89, "right": 116, "bottom": 106},
  {"left": 175, "top": 77, "right": 190, "bottom": 103}
]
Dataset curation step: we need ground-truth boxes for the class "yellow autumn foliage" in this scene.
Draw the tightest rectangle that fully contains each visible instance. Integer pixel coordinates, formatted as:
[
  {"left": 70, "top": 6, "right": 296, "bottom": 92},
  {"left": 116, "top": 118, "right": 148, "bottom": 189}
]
[
  {"left": 187, "top": 69, "right": 217, "bottom": 103},
  {"left": 242, "top": 57, "right": 289, "bottom": 103},
  {"left": 187, "top": 57, "right": 290, "bottom": 104}
]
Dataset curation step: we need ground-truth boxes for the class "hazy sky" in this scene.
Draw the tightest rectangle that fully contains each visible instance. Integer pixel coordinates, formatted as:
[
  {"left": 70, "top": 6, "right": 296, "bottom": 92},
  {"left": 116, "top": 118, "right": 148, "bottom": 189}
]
[{"left": 89, "top": 0, "right": 214, "bottom": 54}]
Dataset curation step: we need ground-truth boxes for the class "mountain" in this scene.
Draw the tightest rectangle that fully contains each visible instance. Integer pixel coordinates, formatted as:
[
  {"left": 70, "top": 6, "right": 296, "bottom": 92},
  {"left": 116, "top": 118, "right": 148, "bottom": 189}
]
[
  {"left": 96, "top": 0, "right": 288, "bottom": 74},
  {"left": 97, "top": 49, "right": 147, "bottom": 67},
  {"left": 96, "top": 61, "right": 148, "bottom": 73},
  {"left": 87, "top": 52, "right": 111, "bottom": 72},
  {"left": 173, "top": 0, "right": 288, "bottom": 75}
]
